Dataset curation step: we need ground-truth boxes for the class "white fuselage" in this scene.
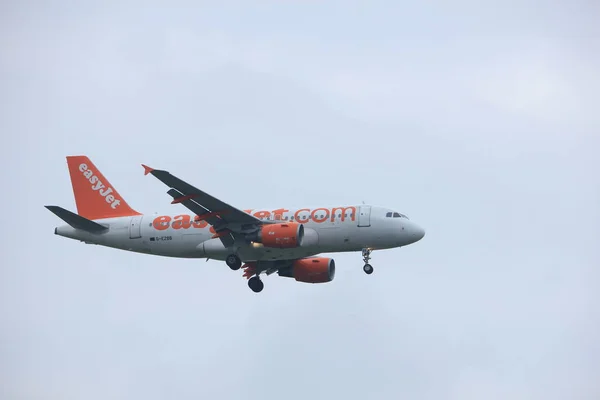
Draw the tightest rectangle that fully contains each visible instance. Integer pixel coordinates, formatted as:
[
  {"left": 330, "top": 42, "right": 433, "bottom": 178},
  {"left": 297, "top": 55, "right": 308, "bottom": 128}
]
[{"left": 54, "top": 205, "right": 425, "bottom": 261}]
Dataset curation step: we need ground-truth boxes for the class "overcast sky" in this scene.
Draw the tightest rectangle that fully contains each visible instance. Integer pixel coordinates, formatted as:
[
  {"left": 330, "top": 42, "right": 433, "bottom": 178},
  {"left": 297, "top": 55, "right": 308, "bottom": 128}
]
[{"left": 1, "top": 1, "right": 599, "bottom": 399}]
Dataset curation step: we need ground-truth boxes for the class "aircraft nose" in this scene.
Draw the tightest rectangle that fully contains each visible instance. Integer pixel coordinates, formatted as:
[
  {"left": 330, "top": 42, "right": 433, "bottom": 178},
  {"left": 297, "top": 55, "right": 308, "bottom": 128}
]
[
  {"left": 406, "top": 222, "right": 425, "bottom": 244},
  {"left": 413, "top": 224, "right": 425, "bottom": 241}
]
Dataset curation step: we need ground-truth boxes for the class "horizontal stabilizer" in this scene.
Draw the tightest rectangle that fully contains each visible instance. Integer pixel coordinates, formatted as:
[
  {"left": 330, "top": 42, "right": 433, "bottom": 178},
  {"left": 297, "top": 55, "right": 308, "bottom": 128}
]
[{"left": 45, "top": 205, "right": 109, "bottom": 233}]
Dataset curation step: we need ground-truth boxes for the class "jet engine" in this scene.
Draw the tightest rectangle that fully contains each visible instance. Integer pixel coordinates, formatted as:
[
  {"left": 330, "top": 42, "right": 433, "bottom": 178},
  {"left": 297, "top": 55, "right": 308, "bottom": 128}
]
[
  {"left": 278, "top": 257, "right": 336, "bottom": 283},
  {"left": 247, "top": 222, "right": 304, "bottom": 248}
]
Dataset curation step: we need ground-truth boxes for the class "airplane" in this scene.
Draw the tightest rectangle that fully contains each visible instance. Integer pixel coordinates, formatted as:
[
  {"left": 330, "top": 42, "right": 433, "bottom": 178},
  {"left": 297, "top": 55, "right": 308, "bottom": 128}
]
[{"left": 45, "top": 156, "right": 426, "bottom": 293}]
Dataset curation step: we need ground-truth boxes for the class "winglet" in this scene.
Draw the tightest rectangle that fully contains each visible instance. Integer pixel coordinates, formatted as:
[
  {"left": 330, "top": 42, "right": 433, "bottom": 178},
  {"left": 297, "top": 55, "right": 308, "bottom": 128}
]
[{"left": 142, "top": 164, "right": 154, "bottom": 176}]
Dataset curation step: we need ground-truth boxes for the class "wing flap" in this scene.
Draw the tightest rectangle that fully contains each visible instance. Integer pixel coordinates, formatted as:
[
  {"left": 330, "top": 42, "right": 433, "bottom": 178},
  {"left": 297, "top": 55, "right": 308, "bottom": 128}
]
[
  {"left": 165, "top": 188, "right": 227, "bottom": 228},
  {"left": 165, "top": 187, "right": 235, "bottom": 247},
  {"left": 143, "top": 165, "right": 259, "bottom": 249},
  {"left": 145, "top": 167, "right": 260, "bottom": 226}
]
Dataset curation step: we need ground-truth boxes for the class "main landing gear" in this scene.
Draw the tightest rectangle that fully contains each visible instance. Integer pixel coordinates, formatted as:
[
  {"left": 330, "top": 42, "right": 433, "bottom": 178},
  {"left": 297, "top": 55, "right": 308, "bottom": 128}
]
[
  {"left": 248, "top": 276, "right": 264, "bottom": 293},
  {"left": 362, "top": 248, "right": 374, "bottom": 275},
  {"left": 226, "top": 254, "right": 242, "bottom": 270},
  {"left": 240, "top": 260, "right": 264, "bottom": 293}
]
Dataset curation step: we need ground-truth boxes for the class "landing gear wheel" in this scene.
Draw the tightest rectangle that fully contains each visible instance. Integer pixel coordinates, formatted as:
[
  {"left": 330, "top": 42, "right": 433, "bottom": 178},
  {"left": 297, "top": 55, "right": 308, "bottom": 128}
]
[
  {"left": 226, "top": 254, "right": 242, "bottom": 270},
  {"left": 248, "top": 276, "right": 264, "bottom": 293},
  {"left": 361, "top": 248, "right": 373, "bottom": 274}
]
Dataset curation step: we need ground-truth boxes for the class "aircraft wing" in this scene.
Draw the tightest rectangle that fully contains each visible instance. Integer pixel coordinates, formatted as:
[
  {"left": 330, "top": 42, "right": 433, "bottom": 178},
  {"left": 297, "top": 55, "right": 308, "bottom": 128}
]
[{"left": 142, "top": 164, "right": 262, "bottom": 247}]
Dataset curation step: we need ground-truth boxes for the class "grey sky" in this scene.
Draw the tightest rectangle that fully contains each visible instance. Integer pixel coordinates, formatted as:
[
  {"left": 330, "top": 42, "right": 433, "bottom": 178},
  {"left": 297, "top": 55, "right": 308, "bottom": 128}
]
[{"left": 1, "top": 1, "right": 599, "bottom": 399}]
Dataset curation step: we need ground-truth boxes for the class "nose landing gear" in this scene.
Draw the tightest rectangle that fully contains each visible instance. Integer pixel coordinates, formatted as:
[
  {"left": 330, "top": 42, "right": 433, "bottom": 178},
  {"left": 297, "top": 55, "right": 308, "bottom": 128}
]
[{"left": 362, "top": 248, "right": 374, "bottom": 275}]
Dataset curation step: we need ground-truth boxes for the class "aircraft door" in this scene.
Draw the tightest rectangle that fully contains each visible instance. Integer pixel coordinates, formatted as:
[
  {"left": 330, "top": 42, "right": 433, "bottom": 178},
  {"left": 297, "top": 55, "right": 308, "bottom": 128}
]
[
  {"left": 129, "top": 215, "right": 143, "bottom": 239},
  {"left": 357, "top": 205, "right": 371, "bottom": 227}
]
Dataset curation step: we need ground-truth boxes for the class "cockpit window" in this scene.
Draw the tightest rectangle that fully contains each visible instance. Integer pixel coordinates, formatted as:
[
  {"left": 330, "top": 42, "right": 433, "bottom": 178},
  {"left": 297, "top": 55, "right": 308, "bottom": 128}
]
[{"left": 389, "top": 212, "right": 410, "bottom": 219}]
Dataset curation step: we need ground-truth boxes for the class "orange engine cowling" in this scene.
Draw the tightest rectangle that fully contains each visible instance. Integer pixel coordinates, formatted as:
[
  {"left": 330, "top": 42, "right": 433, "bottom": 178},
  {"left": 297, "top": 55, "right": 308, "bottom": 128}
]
[
  {"left": 278, "top": 257, "right": 336, "bottom": 283},
  {"left": 250, "top": 222, "right": 304, "bottom": 248}
]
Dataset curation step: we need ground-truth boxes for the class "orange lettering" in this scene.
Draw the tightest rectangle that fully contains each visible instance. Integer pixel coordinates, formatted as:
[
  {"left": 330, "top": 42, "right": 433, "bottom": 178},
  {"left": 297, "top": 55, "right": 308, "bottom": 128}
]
[
  {"left": 151, "top": 207, "right": 356, "bottom": 234},
  {"left": 311, "top": 208, "right": 329, "bottom": 223},
  {"left": 253, "top": 210, "right": 271, "bottom": 219},
  {"left": 172, "top": 214, "right": 191, "bottom": 229},
  {"left": 153, "top": 215, "right": 171, "bottom": 231},
  {"left": 295, "top": 208, "right": 310, "bottom": 223},
  {"left": 331, "top": 206, "right": 356, "bottom": 222},
  {"left": 192, "top": 217, "right": 208, "bottom": 229},
  {"left": 272, "top": 208, "right": 289, "bottom": 220}
]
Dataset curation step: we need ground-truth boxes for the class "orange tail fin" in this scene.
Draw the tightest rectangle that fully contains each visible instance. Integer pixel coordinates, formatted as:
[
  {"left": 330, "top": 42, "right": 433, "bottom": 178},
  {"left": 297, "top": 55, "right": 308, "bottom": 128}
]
[{"left": 66, "top": 155, "right": 140, "bottom": 220}]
